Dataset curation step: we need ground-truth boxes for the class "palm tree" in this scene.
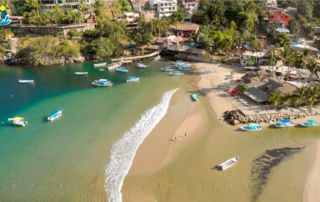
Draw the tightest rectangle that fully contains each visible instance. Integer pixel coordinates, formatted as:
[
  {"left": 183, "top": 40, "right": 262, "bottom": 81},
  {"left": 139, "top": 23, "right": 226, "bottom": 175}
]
[
  {"left": 269, "top": 91, "right": 282, "bottom": 107},
  {"left": 26, "top": 0, "right": 40, "bottom": 15},
  {"left": 307, "top": 58, "right": 318, "bottom": 82}
]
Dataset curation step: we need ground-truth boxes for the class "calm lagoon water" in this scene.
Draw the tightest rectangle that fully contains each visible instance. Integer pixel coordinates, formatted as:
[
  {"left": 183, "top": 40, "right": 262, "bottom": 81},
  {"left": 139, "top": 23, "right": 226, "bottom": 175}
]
[{"left": 0, "top": 60, "right": 180, "bottom": 201}]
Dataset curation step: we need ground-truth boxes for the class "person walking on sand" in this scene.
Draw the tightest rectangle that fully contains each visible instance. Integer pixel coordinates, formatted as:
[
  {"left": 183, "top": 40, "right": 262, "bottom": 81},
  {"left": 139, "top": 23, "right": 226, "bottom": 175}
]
[{"left": 185, "top": 133, "right": 187, "bottom": 137}]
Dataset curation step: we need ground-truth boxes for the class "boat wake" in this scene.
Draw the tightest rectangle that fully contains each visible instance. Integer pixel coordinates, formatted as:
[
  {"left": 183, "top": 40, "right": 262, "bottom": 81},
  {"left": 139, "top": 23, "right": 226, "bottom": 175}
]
[{"left": 105, "top": 88, "right": 178, "bottom": 202}]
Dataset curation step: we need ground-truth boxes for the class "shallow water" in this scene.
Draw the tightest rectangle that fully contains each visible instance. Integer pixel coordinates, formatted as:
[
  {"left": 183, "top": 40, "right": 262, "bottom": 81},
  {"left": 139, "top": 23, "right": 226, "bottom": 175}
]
[{"left": 0, "top": 60, "right": 180, "bottom": 201}]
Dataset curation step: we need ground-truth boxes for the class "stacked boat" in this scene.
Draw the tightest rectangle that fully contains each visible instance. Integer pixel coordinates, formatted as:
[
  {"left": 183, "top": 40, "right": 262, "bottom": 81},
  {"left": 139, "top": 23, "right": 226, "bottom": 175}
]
[
  {"left": 8, "top": 117, "right": 28, "bottom": 127},
  {"left": 92, "top": 79, "right": 113, "bottom": 87},
  {"left": 47, "top": 110, "right": 63, "bottom": 122}
]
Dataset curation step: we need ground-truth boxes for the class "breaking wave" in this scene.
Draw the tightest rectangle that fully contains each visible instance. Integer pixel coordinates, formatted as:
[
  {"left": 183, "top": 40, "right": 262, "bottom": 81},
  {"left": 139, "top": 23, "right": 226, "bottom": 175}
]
[{"left": 105, "top": 88, "right": 178, "bottom": 202}]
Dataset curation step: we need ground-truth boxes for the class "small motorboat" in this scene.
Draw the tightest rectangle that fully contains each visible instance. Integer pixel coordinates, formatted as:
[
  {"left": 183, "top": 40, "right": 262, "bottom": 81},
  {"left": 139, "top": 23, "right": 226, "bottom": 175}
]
[
  {"left": 273, "top": 119, "right": 294, "bottom": 128},
  {"left": 126, "top": 76, "right": 140, "bottom": 83},
  {"left": 136, "top": 63, "right": 148, "bottom": 68},
  {"left": 93, "top": 62, "right": 107, "bottom": 68},
  {"left": 92, "top": 79, "right": 113, "bottom": 87},
  {"left": 8, "top": 117, "right": 28, "bottom": 127},
  {"left": 175, "top": 61, "right": 192, "bottom": 71},
  {"left": 161, "top": 66, "right": 174, "bottom": 72},
  {"left": 153, "top": 55, "right": 161, "bottom": 61},
  {"left": 240, "top": 123, "right": 262, "bottom": 131},
  {"left": 117, "top": 66, "right": 129, "bottom": 73},
  {"left": 74, "top": 72, "right": 88, "bottom": 75},
  {"left": 169, "top": 70, "right": 184, "bottom": 76},
  {"left": 47, "top": 110, "right": 63, "bottom": 122},
  {"left": 107, "top": 62, "right": 122, "bottom": 72},
  {"left": 191, "top": 94, "right": 200, "bottom": 101},
  {"left": 217, "top": 156, "right": 240, "bottom": 170},
  {"left": 18, "top": 79, "right": 35, "bottom": 84},
  {"left": 300, "top": 119, "right": 320, "bottom": 127}
]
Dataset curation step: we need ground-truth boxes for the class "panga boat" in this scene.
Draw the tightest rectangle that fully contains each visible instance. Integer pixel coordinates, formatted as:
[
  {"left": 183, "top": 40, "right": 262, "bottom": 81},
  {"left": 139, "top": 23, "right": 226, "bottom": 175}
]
[
  {"left": 136, "top": 63, "right": 148, "bottom": 68},
  {"left": 117, "top": 66, "right": 129, "bottom": 73},
  {"left": 8, "top": 117, "right": 28, "bottom": 127},
  {"left": 169, "top": 70, "right": 184, "bottom": 76},
  {"left": 107, "top": 62, "right": 122, "bottom": 72},
  {"left": 191, "top": 94, "right": 200, "bottom": 101},
  {"left": 91, "top": 79, "right": 113, "bottom": 87},
  {"left": 300, "top": 119, "right": 320, "bottom": 127},
  {"left": 274, "top": 119, "right": 294, "bottom": 128},
  {"left": 240, "top": 123, "right": 262, "bottom": 131},
  {"left": 217, "top": 156, "right": 240, "bottom": 170},
  {"left": 126, "top": 76, "right": 140, "bottom": 83},
  {"left": 161, "top": 66, "right": 174, "bottom": 72},
  {"left": 47, "top": 110, "right": 63, "bottom": 122},
  {"left": 93, "top": 62, "right": 107, "bottom": 68},
  {"left": 18, "top": 79, "right": 35, "bottom": 84},
  {"left": 74, "top": 72, "right": 88, "bottom": 75},
  {"left": 175, "top": 60, "right": 192, "bottom": 71}
]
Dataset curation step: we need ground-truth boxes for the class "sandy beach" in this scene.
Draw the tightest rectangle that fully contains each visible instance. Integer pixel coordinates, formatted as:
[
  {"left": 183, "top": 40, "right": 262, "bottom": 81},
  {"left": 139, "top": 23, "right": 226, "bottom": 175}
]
[{"left": 122, "top": 62, "right": 317, "bottom": 202}]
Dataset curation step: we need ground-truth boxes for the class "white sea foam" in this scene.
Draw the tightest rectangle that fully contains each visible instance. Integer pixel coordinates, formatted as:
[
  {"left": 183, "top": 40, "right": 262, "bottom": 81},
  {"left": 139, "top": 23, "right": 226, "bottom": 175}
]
[{"left": 105, "top": 88, "right": 178, "bottom": 202}]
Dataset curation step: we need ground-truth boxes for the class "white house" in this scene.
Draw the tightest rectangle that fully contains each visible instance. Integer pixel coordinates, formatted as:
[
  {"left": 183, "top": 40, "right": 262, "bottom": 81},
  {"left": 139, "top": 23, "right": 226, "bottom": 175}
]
[
  {"left": 149, "top": 0, "right": 178, "bottom": 18},
  {"left": 40, "top": 0, "right": 95, "bottom": 12}
]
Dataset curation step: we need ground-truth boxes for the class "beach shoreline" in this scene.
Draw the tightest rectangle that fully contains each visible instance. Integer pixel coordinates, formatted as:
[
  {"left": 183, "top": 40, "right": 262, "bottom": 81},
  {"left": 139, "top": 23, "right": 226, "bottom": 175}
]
[{"left": 122, "top": 61, "right": 319, "bottom": 202}]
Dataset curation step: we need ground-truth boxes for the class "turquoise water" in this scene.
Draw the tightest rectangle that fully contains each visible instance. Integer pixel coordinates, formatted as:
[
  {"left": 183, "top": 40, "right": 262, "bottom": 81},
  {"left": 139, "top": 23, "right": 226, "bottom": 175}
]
[{"left": 0, "top": 60, "right": 180, "bottom": 201}]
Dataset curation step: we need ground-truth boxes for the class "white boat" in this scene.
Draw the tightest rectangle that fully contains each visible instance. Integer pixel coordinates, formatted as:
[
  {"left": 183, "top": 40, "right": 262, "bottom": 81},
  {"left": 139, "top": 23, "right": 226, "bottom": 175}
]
[
  {"left": 8, "top": 117, "right": 28, "bottom": 127},
  {"left": 136, "top": 63, "right": 148, "bottom": 68},
  {"left": 47, "top": 110, "right": 63, "bottom": 122},
  {"left": 126, "top": 76, "right": 140, "bottom": 83},
  {"left": 74, "top": 72, "right": 88, "bottom": 75},
  {"left": 93, "top": 62, "right": 107, "bottom": 68},
  {"left": 18, "top": 79, "right": 35, "bottom": 84},
  {"left": 153, "top": 55, "right": 161, "bottom": 61},
  {"left": 92, "top": 79, "right": 113, "bottom": 87},
  {"left": 107, "top": 62, "right": 122, "bottom": 72},
  {"left": 217, "top": 157, "right": 240, "bottom": 170},
  {"left": 169, "top": 70, "right": 184, "bottom": 76}
]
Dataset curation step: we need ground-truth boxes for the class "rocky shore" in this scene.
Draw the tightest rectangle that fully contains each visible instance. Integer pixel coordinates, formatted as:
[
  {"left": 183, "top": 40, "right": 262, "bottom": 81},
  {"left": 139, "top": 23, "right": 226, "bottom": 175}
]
[
  {"left": 5, "top": 55, "right": 85, "bottom": 66},
  {"left": 224, "top": 109, "right": 320, "bottom": 125}
]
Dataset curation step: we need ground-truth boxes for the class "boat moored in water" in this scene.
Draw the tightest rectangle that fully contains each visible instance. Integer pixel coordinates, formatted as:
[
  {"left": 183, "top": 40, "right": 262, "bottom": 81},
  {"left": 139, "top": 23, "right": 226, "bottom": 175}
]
[
  {"left": 47, "top": 110, "right": 63, "bottom": 122},
  {"left": 74, "top": 72, "right": 88, "bottom": 75},
  {"left": 169, "top": 70, "right": 184, "bottom": 76},
  {"left": 175, "top": 60, "right": 192, "bottom": 71},
  {"left": 107, "top": 62, "right": 122, "bottom": 72},
  {"left": 93, "top": 62, "right": 107, "bottom": 68},
  {"left": 117, "top": 66, "right": 129, "bottom": 73},
  {"left": 217, "top": 156, "right": 240, "bottom": 170},
  {"left": 8, "top": 117, "right": 28, "bottom": 127},
  {"left": 126, "top": 76, "right": 140, "bottom": 83},
  {"left": 273, "top": 119, "right": 294, "bottom": 128},
  {"left": 240, "top": 123, "right": 262, "bottom": 131},
  {"left": 18, "top": 79, "right": 35, "bottom": 84},
  {"left": 300, "top": 119, "right": 320, "bottom": 127},
  {"left": 136, "top": 63, "right": 148, "bottom": 68},
  {"left": 161, "top": 66, "right": 174, "bottom": 72},
  {"left": 92, "top": 79, "right": 113, "bottom": 87}
]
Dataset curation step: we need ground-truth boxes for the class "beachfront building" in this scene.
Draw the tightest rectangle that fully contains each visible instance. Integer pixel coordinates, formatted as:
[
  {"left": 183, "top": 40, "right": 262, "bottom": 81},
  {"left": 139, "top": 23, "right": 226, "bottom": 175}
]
[
  {"left": 40, "top": 0, "right": 95, "bottom": 13},
  {"left": 149, "top": 0, "right": 178, "bottom": 18},
  {"left": 173, "top": 23, "right": 200, "bottom": 38},
  {"left": 180, "top": 0, "right": 199, "bottom": 19},
  {"left": 240, "top": 50, "right": 267, "bottom": 68}
]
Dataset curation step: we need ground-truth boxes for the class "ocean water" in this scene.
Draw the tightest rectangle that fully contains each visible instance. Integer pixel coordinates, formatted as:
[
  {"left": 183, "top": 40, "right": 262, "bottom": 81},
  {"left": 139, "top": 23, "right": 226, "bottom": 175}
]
[{"left": 0, "top": 60, "right": 180, "bottom": 201}]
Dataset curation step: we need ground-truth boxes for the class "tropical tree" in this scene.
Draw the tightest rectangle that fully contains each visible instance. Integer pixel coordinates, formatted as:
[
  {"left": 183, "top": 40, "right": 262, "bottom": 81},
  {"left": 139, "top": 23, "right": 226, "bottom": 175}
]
[{"left": 269, "top": 91, "right": 282, "bottom": 107}]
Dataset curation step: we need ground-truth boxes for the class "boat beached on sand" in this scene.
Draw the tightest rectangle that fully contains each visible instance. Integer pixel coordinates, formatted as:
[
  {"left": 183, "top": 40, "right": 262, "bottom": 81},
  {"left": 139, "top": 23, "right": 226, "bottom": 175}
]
[
  {"left": 8, "top": 117, "right": 28, "bottom": 127},
  {"left": 92, "top": 79, "right": 113, "bottom": 87},
  {"left": 126, "top": 76, "right": 140, "bottom": 83},
  {"left": 191, "top": 94, "right": 200, "bottom": 101},
  {"left": 273, "top": 119, "right": 294, "bottom": 128},
  {"left": 300, "top": 119, "right": 320, "bottom": 127},
  {"left": 18, "top": 79, "right": 35, "bottom": 84},
  {"left": 217, "top": 156, "right": 240, "bottom": 170},
  {"left": 240, "top": 123, "right": 262, "bottom": 131},
  {"left": 47, "top": 110, "right": 63, "bottom": 122}
]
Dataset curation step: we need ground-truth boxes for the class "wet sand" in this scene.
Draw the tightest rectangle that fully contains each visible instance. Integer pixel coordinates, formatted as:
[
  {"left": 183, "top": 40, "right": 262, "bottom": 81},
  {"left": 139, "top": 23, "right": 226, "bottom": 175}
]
[{"left": 122, "top": 62, "right": 317, "bottom": 202}]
